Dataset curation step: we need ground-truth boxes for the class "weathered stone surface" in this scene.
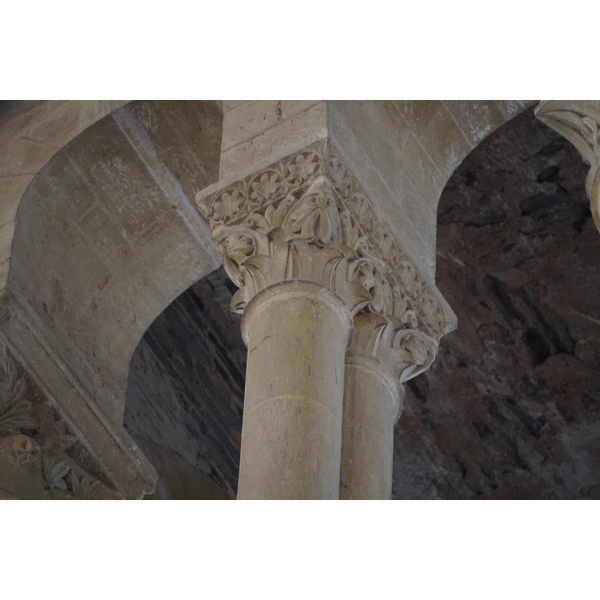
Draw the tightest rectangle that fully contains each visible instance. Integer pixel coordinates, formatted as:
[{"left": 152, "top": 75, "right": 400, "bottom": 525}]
[
  {"left": 125, "top": 107, "right": 600, "bottom": 500},
  {"left": 0, "top": 344, "right": 125, "bottom": 499},
  {"left": 8, "top": 101, "right": 223, "bottom": 426}
]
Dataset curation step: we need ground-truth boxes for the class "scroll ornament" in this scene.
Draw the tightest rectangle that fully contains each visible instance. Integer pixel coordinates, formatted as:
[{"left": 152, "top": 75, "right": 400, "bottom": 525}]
[
  {"left": 0, "top": 354, "right": 122, "bottom": 500},
  {"left": 197, "top": 141, "right": 455, "bottom": 342},
  {"left": 350, "top": 312, "right": 438, "bottom": 384}
]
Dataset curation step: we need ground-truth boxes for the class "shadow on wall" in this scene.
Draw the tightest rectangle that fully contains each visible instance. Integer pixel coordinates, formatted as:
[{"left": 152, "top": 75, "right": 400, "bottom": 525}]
[{"left": 125, "top": 268, "right": 245, "bottom": 499}]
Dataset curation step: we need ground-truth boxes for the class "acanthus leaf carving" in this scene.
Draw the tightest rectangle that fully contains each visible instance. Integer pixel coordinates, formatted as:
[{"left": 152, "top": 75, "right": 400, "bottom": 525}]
[
  {"left": 350, "top": 313, "right": 438, "bottom": 384},
  {"left": 197, "top": 140, "right": 455, "bottom": 341},
  {"left": 0, "top": 356, "right": 37, "bottom": 435},
  {"left": 211, "top": 173, "right": 376, "bottom": 316},
  {"left": 50, "top": 471, "right": 122, "bottom": 500},
  {"left": 391, "top": 328, "right": 438, "bottom": 383},
  {"left": 0, "top": 351, "right": 123, "bottom": 499}
]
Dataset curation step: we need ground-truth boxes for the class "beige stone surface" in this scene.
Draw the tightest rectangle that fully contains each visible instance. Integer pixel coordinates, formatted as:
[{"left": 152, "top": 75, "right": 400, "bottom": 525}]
[
  {"left": 8, "top": 101, "right": 223, "bottom": 423},
  {"left": 340, "top": 353, "right": 402, "bottom": 499},
  {"left": 219, "top": 101, "right": 328, "bottom": 183},
  {"left": 0, "top": 176, "right": 30, "bottom": 226},
  {"left": 0, "top": 101, "right": 129, "bottom": 292},
  {"left": 237, "top": 281, "right": 351, "bottom": 499},
  {"left": 0, "top": 101, "right": 62, "bottom": 148}
]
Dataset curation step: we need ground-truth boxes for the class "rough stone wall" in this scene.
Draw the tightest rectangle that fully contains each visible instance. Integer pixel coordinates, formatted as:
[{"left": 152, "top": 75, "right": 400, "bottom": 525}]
[
  {"left": 126, "top": 269, "right": 245, "bottom": 499},
  {"left": 394, "top": 108, "right": 600, "bottom": 499}
]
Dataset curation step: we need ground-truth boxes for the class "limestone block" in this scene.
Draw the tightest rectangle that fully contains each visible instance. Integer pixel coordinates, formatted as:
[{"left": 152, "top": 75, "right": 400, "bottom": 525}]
[
  {"left": 19, "top": 150, "right": 96, "bottom": 226},
  {"left": 0, "top": 137, "right": 57, "bottom": 177},
  {"left": 392, "top": 171, "right": 437, "bottom": 254},
  {"left": 222, "top": 100, "right": 250, "bottom": 113},
  {"left": 400, "top": 132, "right": 446, "bottom": 208},
  {"left": 444, "top": 100, "right": 508, "bottom": 148},
  {"left": 222, "top": 101, "right": 322, "bottom": 158},
  {"left": 0, "top": 222, "right": 14, "bottom": 268},
  {"left": 392, "top": 100, "right": 441, "bottom": 134},
  {"left": 281, "top": 100, "right": 322, "bottom": 119},
  {"left": 28, "top": 100, "right": 127, "bottom": 148},
  {"left": 327, "top": 102, "right": 438, "bottom": 278},
  {"left": 134, "top": 210, "right": 220, "bottom": 305},
  {"left": 416, "top": 103, "right": 473, "bottom": 181},
  {"left": 329, "top": 101, "right": 399, "bottom": 192},
  {"left": 66, "top": 119, "right": 170, "bottom": 241},
  {"left": 121, "top": 101, "right": 222, "bottom": 202},
  {"left": 219, "top": 101, "right": 327, "bottom": 182},
  {"left": 222, "top": 100, "right": 285, "bottom": 151},
  {"left": 0, "top": 259, "right": 9, "bottom": 291}
]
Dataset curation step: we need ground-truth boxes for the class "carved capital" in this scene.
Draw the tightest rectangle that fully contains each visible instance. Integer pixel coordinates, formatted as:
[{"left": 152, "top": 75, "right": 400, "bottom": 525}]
[
  {"left": 350, "top": 312, "right": 438, "bottom": 384},
  {"left": 211, "top": 180, "right": 375, "bottom": 315},
  {"left": 197, "top": 141, "right": 455, "bottom": 340},
  {"left": 535, "top": 101, "right": 600, "bottom": 230},
  {"left": 0, "top": 351, "right": 123, "bottom": 499}
]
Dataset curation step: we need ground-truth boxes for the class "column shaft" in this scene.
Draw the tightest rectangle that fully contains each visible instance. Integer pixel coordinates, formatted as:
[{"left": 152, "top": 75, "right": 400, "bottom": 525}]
[
  {"left": 340, "top": 353, "right": 402, "bottom": 499},
  {"left": 237, "top": 280, "right": 352, "bottom": 500}
]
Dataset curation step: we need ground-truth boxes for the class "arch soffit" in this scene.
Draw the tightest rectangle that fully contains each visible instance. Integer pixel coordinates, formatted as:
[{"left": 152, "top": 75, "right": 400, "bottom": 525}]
[
  {"left": 7, "top": 100, "right": 224, "bottom": 423},
  {"left": 0, "top": 101, "right": 131, "bottom": 289}
]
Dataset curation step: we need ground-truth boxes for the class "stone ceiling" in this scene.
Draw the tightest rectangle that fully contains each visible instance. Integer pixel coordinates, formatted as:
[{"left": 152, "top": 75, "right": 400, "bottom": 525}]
[{"left": 125, "top": 107, "right": 600, "bottom": 499}]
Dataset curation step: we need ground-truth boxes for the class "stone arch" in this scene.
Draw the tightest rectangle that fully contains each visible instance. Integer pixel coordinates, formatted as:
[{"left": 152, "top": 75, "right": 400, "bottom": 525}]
[
  {"left": 0, "top": 101, "right": 131, "bottom": 290},
  {"left": 2, "top": 101, "right": 224, "bottom": 496}
]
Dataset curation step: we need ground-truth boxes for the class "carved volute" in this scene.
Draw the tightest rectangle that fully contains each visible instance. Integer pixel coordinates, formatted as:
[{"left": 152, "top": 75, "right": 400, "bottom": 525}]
[
  {"left": 197, "top": 140, "right": 455, "bottom": 350},
  {"left": 0, "top": 349, "right": 122, "bottom": 500}
]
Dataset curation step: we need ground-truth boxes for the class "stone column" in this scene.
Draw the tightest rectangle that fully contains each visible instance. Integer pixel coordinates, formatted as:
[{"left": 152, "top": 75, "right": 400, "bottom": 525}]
[
  {"left": 535, "top": 101, "right": 600, "bottom": 232},
  {"left": 238, "top": 280, "right": 352, "bottom": 499},
  {"left": 197, "top": 140, "right": 455, "bottom": 500},
  {"left": 340, "top": 313, "right": 437, "bottom": 499},
  {"left": 198, "top": 146, "right": 374, "bottom": 499}
]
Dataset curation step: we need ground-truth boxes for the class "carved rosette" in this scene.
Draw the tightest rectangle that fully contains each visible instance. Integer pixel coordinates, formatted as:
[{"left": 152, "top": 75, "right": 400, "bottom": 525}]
[
  {"left": 535, "top": 101, "right": 600, "bottom": 231},
  {"left": 197, "top": 140, "right": 455, "bottom": 344},
  {"left": 0, "top": 352, "right": 122, "bottom": 500}
]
